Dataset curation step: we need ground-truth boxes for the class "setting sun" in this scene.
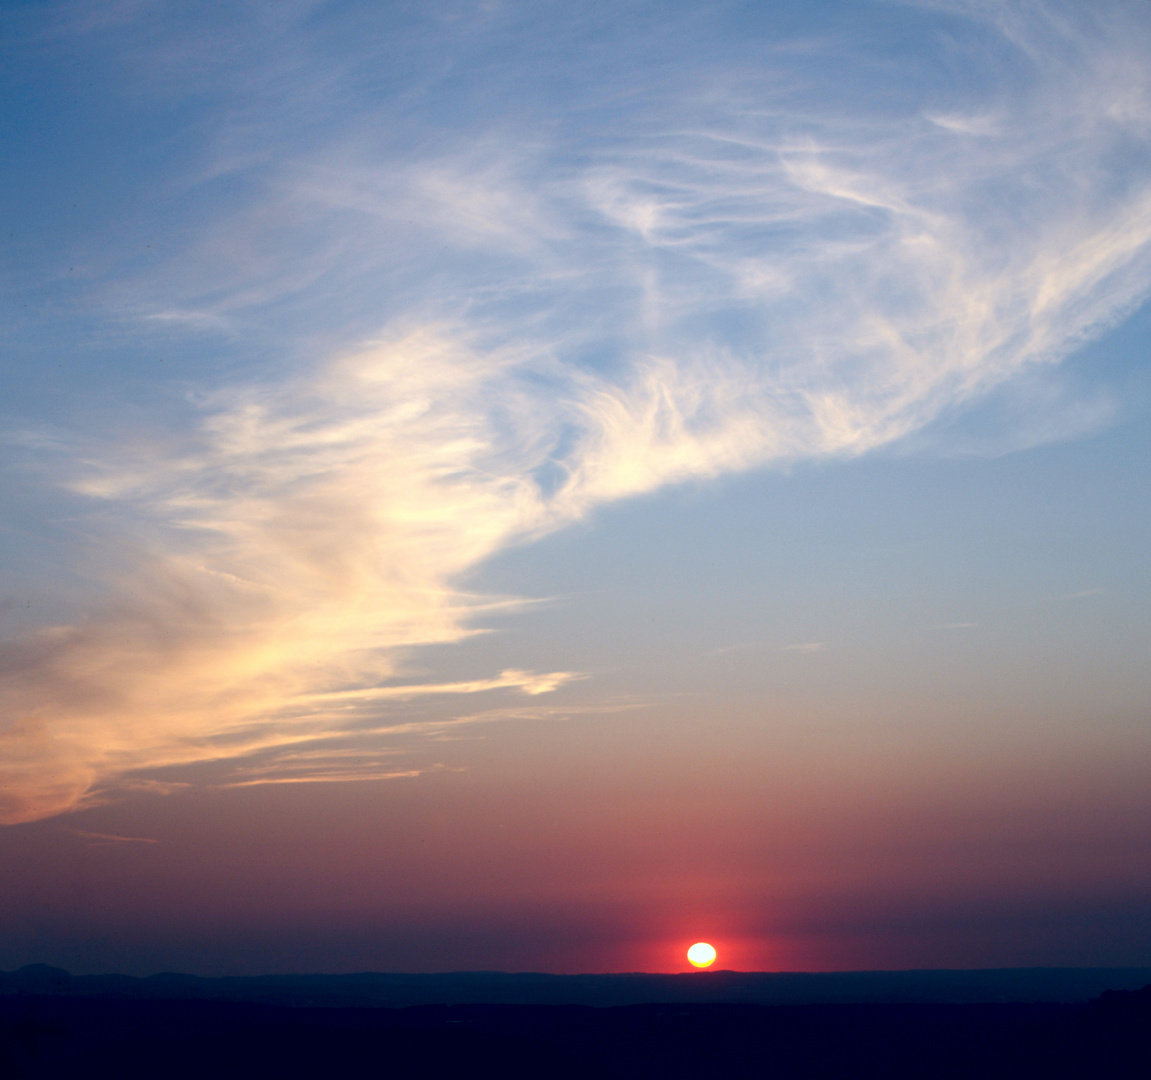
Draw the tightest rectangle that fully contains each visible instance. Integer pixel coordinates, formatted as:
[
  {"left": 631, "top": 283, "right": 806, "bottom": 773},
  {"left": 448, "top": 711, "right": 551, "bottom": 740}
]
[{"left": 687, "top": 943, "right": 717, "bottom": 968}]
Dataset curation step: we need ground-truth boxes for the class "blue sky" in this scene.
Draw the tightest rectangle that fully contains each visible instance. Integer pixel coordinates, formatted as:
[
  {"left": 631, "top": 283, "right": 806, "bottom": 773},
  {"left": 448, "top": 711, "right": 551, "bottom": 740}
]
[{"left": 1, "top": 0, "right": 1150, "bottom": 973}]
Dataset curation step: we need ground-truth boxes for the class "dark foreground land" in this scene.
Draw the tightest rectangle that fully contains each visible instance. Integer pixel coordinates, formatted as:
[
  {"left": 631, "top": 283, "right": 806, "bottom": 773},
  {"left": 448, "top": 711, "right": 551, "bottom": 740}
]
[{"left": 1, "top": 971, "right": 1148, "bottom": 1079}]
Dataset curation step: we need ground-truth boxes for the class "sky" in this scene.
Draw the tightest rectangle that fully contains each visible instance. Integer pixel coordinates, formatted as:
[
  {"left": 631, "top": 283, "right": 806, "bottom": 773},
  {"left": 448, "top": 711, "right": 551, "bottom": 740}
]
[{"left": 1, "top": 0, "right": 1150, "bottom": 976}]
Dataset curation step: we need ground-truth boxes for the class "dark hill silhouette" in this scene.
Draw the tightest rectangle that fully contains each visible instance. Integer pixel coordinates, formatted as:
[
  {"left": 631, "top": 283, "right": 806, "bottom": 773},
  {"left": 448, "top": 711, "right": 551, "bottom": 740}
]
[
  {"left": 3, "top": 964, "right": 1150, "bottom": 1008},
  {"left": 2, "top": 967, "right": 1148, "bottom": 1078}
]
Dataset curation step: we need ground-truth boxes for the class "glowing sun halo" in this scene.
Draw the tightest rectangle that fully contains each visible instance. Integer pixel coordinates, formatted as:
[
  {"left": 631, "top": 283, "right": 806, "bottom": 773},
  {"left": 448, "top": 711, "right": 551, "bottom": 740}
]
[{"left": 687, "top": 942, "right": 717, "bottom": 968}]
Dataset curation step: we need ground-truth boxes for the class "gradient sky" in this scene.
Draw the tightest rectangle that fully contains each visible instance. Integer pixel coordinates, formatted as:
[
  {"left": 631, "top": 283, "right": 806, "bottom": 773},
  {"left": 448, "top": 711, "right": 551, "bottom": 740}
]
[{"left": 2, "top": 0, "right": 1150, "bottom": 976}]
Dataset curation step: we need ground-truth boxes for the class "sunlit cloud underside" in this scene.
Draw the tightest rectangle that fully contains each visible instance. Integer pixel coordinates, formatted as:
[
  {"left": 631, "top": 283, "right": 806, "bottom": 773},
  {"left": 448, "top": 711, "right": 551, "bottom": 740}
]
[{"left": 3, "top": 1, "right": 1151, "bottom": 822}]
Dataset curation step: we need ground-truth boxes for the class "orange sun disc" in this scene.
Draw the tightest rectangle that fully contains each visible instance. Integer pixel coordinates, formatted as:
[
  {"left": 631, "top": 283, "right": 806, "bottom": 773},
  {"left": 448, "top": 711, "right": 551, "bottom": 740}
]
[{"left": 687, "top": 942, "right": 717, "bottom": 968}]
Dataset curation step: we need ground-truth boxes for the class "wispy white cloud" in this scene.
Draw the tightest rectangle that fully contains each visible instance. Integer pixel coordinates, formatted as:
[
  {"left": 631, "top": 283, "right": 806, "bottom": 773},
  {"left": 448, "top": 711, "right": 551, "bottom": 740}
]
[
  {"left": 64, "top": 828, "right": 159, "bottom": 846},
  {"left": 924, "top": 113, "right": 1002, "bottom": 137},
  {"left": 2, "top": 1, "right": 1150, "bottom": 822},
  {"left": 0, "top": 328, "right": 585, "bottom": 822}
]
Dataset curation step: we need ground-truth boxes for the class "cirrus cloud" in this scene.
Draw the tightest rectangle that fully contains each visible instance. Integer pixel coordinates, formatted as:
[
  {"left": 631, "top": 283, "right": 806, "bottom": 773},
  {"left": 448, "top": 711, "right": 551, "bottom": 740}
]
[{"left": 2, "top": 0, "right": 1151, "bottom": 822}]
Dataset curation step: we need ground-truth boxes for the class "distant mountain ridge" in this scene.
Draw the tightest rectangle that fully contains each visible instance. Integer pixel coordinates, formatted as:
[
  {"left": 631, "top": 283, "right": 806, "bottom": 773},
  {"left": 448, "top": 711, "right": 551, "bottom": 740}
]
[{"left": 3, "top": 965, "right": 1149, "bottom": 1008}]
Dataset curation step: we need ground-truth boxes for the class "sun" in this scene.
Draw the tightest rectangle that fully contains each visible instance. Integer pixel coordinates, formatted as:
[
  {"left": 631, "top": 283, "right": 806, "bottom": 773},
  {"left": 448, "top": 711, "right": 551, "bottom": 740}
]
[{"left": 686, "top": 942, "right": 717, "bottom": 968}]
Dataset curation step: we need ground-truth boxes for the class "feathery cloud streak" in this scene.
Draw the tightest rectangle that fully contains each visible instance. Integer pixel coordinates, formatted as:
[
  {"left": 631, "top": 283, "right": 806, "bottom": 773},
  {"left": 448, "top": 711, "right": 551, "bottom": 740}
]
[{"left": 2, "top": 1, "right": 1151, "bottom": 821}]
